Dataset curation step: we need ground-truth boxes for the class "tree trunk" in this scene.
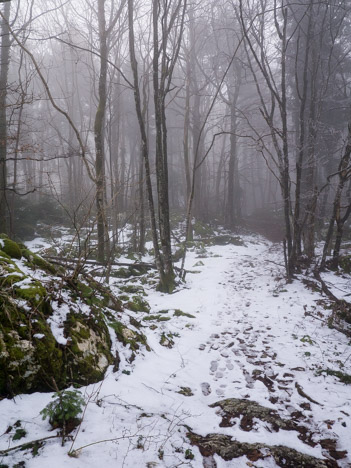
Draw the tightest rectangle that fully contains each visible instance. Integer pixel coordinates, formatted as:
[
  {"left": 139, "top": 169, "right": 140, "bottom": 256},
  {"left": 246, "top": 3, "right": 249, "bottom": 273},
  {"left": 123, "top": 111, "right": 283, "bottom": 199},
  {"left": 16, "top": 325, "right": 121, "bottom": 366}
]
[
  {"left": 0, "top": 1, "right": 10, "bottom": 234},
  {"left": 321, "top": 122, "right": 351, "bottom": 269},
  {"left": 152, "top": 0, "right": 175, "bottom": 292},
  {"left": 94, "top": 0, "right": 108, "bottom": 264},
  {"left": 127, "top": 0, "right": 164, "bottom": 280}
]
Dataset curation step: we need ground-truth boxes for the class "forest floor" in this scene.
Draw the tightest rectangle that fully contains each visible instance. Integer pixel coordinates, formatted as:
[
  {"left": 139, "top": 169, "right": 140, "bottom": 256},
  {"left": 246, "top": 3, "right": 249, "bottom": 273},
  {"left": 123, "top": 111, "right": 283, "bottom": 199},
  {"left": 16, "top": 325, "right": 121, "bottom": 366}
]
[{"left": 1, "top": 233, "right": 351, "bottom": 467}]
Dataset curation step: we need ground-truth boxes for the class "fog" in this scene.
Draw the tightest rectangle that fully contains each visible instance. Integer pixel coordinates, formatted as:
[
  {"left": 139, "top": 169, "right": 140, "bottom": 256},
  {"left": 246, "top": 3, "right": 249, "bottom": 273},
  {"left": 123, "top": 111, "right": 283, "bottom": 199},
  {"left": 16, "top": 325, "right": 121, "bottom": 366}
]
[{"left": 1, "top": 0, "right": 351, "bottom": 285}]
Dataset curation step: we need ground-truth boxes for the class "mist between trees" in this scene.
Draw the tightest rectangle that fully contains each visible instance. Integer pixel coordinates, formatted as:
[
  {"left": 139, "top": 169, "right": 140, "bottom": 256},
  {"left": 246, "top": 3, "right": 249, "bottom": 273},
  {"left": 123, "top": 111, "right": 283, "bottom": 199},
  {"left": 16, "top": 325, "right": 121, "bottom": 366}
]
[{"left": 1, "top": 0, "right": 351, "bottom": 290}]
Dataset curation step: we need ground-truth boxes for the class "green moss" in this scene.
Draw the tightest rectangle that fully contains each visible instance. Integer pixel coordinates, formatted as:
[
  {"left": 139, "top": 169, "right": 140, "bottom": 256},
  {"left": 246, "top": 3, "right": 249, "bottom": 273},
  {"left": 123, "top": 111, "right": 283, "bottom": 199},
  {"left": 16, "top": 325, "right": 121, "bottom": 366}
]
[
  {"left": 119, "top": 284, "right": 146, "bottom": 296},
  {"left": 0, "top": 250, "right": 12, "bottom": 261},
  {"left": 21, "top": 248, "right": 57, "bottom": 274},
  {"left": 316, "top": 368, "right": 351, "bottom": 384},
  {"left": 127, "top": 296, "right": 150, "bottom": 313},
  {"left": 111, "top": 268, "right": 132, "bottom": 278},
  {"left": 0, "top": 290, "right": 64, "bottom": 395},
  {"left": 75, "top": 281, "right": 109, "bottom": 309},
  {"left": 174, "top": 309, "right": 195, "bottom": 319},
  {"left": 193, "top": 221, "right": 215, "bottom": 238},
  {"left": 63, "top": 312, "right": 113, "bottom": 386},
  {"left": 14, "top": 281, "right": 48, "bottom": 304},
  {"left": 339, "top": 255, "right": 351, "bottom": 274},
  {"left": 0, "top": 241, "right": 121, "bottom": 397},
  {"left": 109, "top": 321, "right": 150, "bottom": 352},
  {"left": 34, "top": 334, "right": 64, "bottom": 389},
  {"left": 178, "top": 386, "right": 194, "bottom": 397},
  {"left": 0, "top": 235, "right": 22, "bottom": 259},
  {"left": 129, "top": 316, "right": 142, "bottom": 328},
  {"left": 160, "top": 332, "right": 175, "bottom": 348},
  {"left": 142, "top": 315, "right": 171, "bottom": 322},
  {"left": 1, "top": 272, "right": 25, "bottom": 287},
  {"left": 119, "top": 294, "right": 130, "bottom": 302}
]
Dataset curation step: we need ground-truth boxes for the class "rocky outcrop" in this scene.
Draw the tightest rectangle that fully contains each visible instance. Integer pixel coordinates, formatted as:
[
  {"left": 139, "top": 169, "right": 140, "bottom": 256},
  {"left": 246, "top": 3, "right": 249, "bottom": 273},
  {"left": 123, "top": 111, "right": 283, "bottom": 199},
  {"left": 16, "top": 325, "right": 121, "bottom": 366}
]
[
  {"left": 188, "top": 432, "right": 338, "bottom": 467},
  {"left": 187, "top": 398, "right": 346, "bottom": 466},
  {"left": 0, "top": 235, "right": 121, "bottom": 397}
]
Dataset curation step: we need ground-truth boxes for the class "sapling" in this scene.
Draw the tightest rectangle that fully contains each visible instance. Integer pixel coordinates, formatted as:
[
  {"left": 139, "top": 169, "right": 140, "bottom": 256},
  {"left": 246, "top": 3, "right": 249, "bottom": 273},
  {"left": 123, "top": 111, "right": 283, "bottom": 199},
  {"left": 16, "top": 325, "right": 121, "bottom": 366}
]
[{"left": 40, "top": 390, "right": 85, "bottom": 442}]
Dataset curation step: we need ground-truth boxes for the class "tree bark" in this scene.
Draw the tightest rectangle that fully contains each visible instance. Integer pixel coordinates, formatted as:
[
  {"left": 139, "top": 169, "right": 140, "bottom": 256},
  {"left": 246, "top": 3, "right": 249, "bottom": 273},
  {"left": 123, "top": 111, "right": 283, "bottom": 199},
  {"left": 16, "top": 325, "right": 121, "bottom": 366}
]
[
  {"left": 127, "top": 0, "right": 165, "bottom": 282},
  {"left": 321, "top": 122, "right": 351, "bottom": 269},
  {"left": 94, "top": 0, "right": 109, "bottom": 264},
  {"left": 0, "top": 1, "right": 10, "bottom": 234}
]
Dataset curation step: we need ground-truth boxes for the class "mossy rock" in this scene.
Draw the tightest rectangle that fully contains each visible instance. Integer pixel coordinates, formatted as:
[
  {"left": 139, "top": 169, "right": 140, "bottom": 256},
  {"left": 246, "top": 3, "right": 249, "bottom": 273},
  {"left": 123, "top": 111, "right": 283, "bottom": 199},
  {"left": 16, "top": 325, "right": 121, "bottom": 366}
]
[
  {"left": 118, "top": 294, "right": 130, "bottom": 302},
  {"left": 0, "top": 242, "right": 118, "bottom": 397},
  {"left": 111, "top": 266, "right": 148, "bottom": 279},
  {"left": 174, "top": 309, "right": 195, "bottom": 319},
  {"left": 0, "top": 250, "right": 50, "bottom": 313},
  {"left": 0, "top": 250, "right": 13, "bottom": 262},
  {"left": 111, "top": 267, "right": 132, "bottom": 278},
  {"left": 14, "top": 281, "right": 48, "bottom": 304},
  {"left": 210, "top": 398, "right": 295, "bottom": 432},
  {"left": 339, "top": 255, "right": 351, "bottom": 274},
  {"left": 178, "top": 386, "right": 194, "bottom": 396},
  {"left": 0, "top": 269, "right": 25, "bottom": 287},
  {"left": 127, "top": 295, "right": 150, "bottom": 313},
  {"left": 0, "top": 304, "right": 115, "bottom": 397},
  {"left": 0, "top": 293, "right": 63, "bottom": 396},
  {"left": 172, "top": 245, "right": 185, "bottom": 262},
  {"left": 160, "top": 332, "right": 175, "bottom": 348},
  {"left": 187, "top": 432, "right": 338, "bottom": 467},
  {"left": 201, "top": 235, "right": 244, "bottom": 247},
  {"left": 193, "top": 221, "right": 215, "bottom": 238},
  {"left": 73, "top": 280, "right": 122, "bottom": 311},
  {"left": 215, "top": 235, "right": 244, "bottom": 246},
  {"left": 21, "top": 248, "right": 57, "bottom": 275},
  {"left": 0, "top": 235, "right": 22, "bottom": 259},
  {"left": 142, "top": 315, "right": 171, "bottom": 322},
  {"left": 316, "top": 368, "right": 351, "bottom": 384},
  {"left": 109, "top": 321, "right": 150, "bottom": 352},
  {"left": 119, "top": 284, "right": 146, "bottom": 296},
  {"left": 63, "top": 312, "right": 114, "bottom": 385}
]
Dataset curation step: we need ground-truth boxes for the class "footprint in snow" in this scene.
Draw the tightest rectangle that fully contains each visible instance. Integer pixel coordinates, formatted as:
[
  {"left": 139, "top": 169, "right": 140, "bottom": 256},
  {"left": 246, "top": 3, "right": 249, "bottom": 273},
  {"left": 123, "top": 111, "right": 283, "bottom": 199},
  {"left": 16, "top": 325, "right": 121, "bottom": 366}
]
[
  {"left": 210, "top": 361, "right": 219, "bottom": 372},
  {"left": 226, "top": 361, "right": 234, "bottom": 370},
  {"left": 201, "top": 382, "right": 212, "bottom": 396}
]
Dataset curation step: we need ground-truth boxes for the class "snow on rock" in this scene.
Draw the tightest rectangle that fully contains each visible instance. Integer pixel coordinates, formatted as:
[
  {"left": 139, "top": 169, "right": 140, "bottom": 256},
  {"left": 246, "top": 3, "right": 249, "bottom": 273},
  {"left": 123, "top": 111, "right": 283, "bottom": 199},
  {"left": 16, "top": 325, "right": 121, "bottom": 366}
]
[{"left": 48, "top": 301, "right": 70, "bottom": 346}]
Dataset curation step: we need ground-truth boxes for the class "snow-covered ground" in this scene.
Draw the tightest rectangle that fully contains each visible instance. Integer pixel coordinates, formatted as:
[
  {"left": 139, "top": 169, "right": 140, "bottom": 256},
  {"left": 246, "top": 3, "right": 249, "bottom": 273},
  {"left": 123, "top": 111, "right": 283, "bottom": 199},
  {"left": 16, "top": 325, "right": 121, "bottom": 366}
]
[{"left": 1, "top": 234, "right": 350, "bottom": 467}]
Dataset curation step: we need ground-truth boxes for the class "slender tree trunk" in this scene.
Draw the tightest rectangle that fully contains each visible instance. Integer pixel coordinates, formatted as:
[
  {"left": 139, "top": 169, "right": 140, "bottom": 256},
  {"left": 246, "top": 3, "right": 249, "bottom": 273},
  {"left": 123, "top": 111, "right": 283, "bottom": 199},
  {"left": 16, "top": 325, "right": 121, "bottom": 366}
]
[
  {"left": 321, "top": 122, "right": 351, "bottom": 268},
  {"left": 183, "top": 58, "right": 191, "bottom": 201},
  {"left": 0, "top": 1, "right": 10, "bottom": 234},
  {"left": 127, "top": 0, "right": 164, "bottom": 280},
  {"left": 94, "top": 0, "right": 109, "bottom": 263},
  {"left": 292, "top": 8, "right": 313, "bottom": 263},
  {"left": 152, "top": 0, "right": 175, "bottom": 291}
]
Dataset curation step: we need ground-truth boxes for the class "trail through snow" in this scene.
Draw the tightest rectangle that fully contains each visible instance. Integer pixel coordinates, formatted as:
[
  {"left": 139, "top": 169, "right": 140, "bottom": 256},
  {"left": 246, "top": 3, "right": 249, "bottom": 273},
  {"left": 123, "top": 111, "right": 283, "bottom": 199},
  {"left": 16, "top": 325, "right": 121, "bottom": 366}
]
[{"left": 1, "top": 235, "right": 350, "bottom": 467}]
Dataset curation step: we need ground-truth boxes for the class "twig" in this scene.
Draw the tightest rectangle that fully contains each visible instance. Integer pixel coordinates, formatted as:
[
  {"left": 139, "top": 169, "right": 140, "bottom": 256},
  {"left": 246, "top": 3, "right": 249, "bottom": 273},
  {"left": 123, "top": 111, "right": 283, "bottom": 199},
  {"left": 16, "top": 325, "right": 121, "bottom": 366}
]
[
  {"left": 68, "top": 434, "right": 140, "bottom": 457},
  {"left": 0, "top": 435, "right": 60, "bottom": 455},
  {"left": 44, "top": 256, "right": 156, "bottom": 270},
  {"left": 265, "top": 259, "right": 285, "bottom": 268},
  {"left": 295, "top": 383, "right": 322, "bottom": 406}
]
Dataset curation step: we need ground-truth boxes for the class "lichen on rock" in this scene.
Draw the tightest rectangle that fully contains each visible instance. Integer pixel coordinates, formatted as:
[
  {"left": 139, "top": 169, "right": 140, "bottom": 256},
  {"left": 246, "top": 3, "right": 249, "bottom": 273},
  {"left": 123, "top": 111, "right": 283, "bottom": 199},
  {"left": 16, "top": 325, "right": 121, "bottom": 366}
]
[{"left": 187, "top": 432, "right": 338, "bottom": 467}]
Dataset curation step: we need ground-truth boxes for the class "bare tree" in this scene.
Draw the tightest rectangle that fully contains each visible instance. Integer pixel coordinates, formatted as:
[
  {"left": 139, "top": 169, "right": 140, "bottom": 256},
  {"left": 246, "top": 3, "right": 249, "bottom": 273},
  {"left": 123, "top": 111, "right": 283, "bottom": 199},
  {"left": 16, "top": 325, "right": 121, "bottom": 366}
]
[{"left": 0, "top": 0, "right": 11, "bottom": 233}]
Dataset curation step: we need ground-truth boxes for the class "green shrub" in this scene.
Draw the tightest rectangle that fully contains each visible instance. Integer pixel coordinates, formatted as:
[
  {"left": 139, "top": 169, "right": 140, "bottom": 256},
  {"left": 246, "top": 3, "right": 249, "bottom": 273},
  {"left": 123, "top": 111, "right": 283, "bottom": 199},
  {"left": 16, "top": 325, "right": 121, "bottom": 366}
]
[{"left": 40, "top": 390, "right": 85, "bottom": 430}]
